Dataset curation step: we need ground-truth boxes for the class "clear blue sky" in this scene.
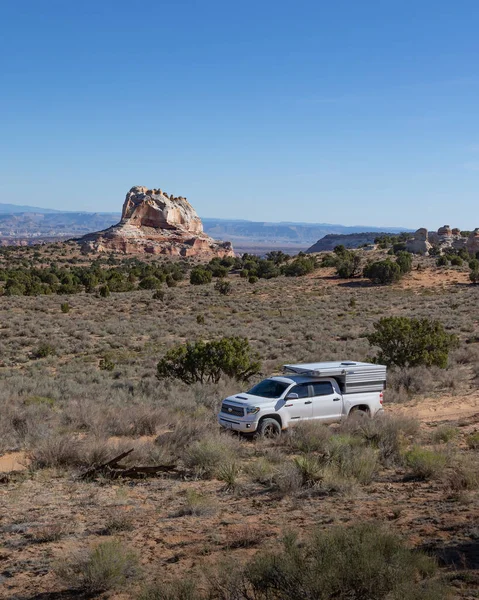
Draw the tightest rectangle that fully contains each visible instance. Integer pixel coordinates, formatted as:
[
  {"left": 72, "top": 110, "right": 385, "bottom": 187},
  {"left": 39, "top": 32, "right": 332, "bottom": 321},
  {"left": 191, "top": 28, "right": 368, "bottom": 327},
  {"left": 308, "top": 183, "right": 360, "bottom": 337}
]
[{"left": 1, "top": 0, "right": 478, "bottom": 229}]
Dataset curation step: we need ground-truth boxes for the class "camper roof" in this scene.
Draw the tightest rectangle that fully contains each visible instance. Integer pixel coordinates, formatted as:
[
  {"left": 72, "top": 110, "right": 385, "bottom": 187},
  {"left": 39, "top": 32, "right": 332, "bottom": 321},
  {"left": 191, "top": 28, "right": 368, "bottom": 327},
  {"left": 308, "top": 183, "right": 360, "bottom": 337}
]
[{"left": 283, "top": 361, "right": 385, "bottom": 377}]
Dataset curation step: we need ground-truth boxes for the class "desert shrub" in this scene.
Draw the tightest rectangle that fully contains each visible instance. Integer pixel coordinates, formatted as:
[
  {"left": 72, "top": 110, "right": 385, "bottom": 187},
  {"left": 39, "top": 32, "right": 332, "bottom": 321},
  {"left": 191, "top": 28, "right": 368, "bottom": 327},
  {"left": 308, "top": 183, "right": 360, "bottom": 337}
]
[
  {"left": 175, "top": 490, "right": 217, "bottom": 517},
  {"left": 249, "top": 275, "right": 258, "bottom": 284},
  {"left": 395, "top": 251, "right": 413, "bottom": 274},
  {"left": 282, "top": 256, "right": 317, "bottom": 277},
  {"left": 244, "top": 523, "right": 443, "bottom": 600},
  {"left": 335, "top": 252, "right": 362, "bottom": 278},
  {"left": 99, "top": 356, "right": 115, "bottom": 371},
  {"left": 99, "top": 284, "right": 110, "bottom": 297},
  {"left": 139, "top": 580, "right": 198, "bottom": 600},
  {"left": 214, "top": 280, "right": 232, "bottom": 295},
  {"left": 216, "top": 461, "right": 241, "bottom": 490},
  {"left": 320, "top": 253, "right": 338, "bottom": 267},
  {"left": 273, "top": 461, "right": 304, "bottom": 495},
  {"left": 29, "top": 435, "right": 111, "bottom": 470},
  {"left": 246, "top": 457, "right": 276, "bottom": 485},
  {"left": 31, "top": 523, "right": 67, "bottom": 543},
  {"left": 184, "top": 436, "right": 239, "bottom": 479},
  {"left": 56, "top": 539, "right": 139, "bottom": 592},
  {"left": 341, "top": 414, "right": 418, "bottom": 465},
  {"left": 329, "top": 443, "right": 379, "bottom": 484},
  {"left": 24, "top": 395, "right": 55, "bottom": 408},
  {"left": 190, "top": 267, "right": 212, "bottom": 285},
  {"left": 367, "top": 316, "right": 459, "bottom": 368},
  {"left": 157, "top": 337, "right": 261, "bottom": 384},
  {"left": 470, "top": 265, "right": 479, "bottom": 284},
  {"left": 293, "top": 454, "right": 323, "bottom": 486},
  {"left": 450, "top": 255, "right": 463, "bottom": 266},
  {"left": 286, "top": 421, "right": 332, "bottom": 453},
  {"left": 436, "top": 255, "right": 448, "bottom": 267},
  {"left": 102, "top": 511, "right": 135, "bottom": 534},
  {"left": 405, "top": 446, "right": 448, "bottom": 480},
  {"left": 32, "top": 342, "right": 56, "bottom": 359},
  {"left": 431, "top": 425, "right": 458, "bottom": 444},
  {"left": 363, "top": 259, "right": 401, "bottom": 284},
  {"left": 60, "top": 302, "right": 70, "bottom": 313},
  {"left": 446, "top": 454, "right": 479, "bottom": 491},
  {"left": 138, "top": 276, "right": 162, "bottom": 290},
  {"left": 208, "top": 264, "right": 229, "bottom": 278},
  {"left": 466, "top": 432, "right": 479, "bottom": 449}
]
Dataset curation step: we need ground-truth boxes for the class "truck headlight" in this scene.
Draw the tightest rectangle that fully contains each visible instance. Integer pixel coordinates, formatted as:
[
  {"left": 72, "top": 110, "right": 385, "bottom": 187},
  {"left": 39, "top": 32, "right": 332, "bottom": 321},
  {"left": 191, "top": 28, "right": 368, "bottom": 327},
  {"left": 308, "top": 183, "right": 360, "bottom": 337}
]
[{"left": 246, "top": 406, "right": 260, "bottom": 414}]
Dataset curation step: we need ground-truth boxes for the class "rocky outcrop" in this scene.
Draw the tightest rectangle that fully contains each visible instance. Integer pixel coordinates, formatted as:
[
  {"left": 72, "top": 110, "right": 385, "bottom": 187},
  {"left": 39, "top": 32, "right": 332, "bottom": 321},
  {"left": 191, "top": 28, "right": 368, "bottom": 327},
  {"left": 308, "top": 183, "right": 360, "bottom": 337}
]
[
  {"left": 406, "top": 228, "right": 432, "bottom": 255},
  {"left": 467, "top": 229, "right": 479, "bottom": 256},
  {"left": 407, "top": 226, "right": 470, "bottom": 255},
  {"left": 80, "top": 186, "right": 234, "bottom": 258}
]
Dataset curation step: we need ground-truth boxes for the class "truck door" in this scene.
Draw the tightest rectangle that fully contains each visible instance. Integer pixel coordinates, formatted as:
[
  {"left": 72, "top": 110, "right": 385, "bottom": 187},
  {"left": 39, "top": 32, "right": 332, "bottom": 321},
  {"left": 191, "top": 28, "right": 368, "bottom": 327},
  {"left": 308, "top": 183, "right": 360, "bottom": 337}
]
[
  {"left": 284, "top": 383, "right": 313, "bottom": 421},
  {"left": 310, "top": 380, "right": 342, "bottom": 422}
]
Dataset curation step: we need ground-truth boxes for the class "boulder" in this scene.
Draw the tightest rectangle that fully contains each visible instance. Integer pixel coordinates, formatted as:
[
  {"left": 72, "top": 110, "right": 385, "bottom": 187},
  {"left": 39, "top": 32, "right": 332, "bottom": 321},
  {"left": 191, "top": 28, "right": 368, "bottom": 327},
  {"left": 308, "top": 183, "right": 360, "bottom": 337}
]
[
  {"left": 406, "top": 228, "right": 432, "bottom": 255},
  {"left": 80, "top": 186, "right": 234, "bottom": 258}
]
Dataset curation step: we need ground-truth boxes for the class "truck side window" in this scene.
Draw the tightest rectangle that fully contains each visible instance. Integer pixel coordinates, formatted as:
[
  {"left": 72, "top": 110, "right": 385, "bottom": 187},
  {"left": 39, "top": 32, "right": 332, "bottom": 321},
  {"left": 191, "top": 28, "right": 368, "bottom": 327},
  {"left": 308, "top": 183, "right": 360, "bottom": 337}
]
[
  {"left": 290, "top": 383, "right": 310, "bottom": 399},
  {"left": 311, "top": 382, "right": 334, "bottom": 396}
]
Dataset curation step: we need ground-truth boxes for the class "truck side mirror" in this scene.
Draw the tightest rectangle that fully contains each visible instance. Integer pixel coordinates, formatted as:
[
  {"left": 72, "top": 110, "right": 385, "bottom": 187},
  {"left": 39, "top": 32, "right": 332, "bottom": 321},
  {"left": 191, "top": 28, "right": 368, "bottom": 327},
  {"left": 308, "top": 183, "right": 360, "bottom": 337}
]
[{"left": 286, "top": 392, "right": 299, "bottom": 400}]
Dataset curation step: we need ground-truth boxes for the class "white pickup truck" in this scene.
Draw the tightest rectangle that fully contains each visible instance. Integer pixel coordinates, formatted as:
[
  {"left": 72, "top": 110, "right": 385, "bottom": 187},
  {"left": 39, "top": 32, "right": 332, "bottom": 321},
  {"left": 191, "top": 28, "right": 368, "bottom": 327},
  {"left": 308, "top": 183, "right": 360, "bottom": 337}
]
[{"left": 218, "top": 361, "right": 386, "bottom": 437}]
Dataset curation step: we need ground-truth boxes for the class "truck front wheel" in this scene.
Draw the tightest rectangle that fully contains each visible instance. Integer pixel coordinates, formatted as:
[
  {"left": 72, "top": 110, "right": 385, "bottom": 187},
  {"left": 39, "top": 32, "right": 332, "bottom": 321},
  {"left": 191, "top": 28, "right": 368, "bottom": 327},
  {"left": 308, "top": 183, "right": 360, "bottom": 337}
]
[{"left": 257, "top": 418, "right": 281, "bottom": 438}]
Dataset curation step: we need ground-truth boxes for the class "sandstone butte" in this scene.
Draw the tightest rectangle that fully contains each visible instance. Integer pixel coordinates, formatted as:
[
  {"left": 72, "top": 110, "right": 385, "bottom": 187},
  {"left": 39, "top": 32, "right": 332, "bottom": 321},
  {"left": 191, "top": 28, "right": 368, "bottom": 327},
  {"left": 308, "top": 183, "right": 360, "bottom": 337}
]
[{"left": 80, "top": 186, "right": 234, "bottom": 258}]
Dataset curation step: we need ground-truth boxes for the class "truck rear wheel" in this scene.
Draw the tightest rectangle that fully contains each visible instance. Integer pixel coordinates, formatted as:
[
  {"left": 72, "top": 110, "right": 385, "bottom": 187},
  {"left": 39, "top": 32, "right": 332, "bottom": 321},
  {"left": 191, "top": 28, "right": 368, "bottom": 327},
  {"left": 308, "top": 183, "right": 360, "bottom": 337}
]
[
  {"left": 257, "top": 418, "right": 281, "bottom": 438},
  {"left": 348, "top": 406, "right": 370, "bottom": 421}
]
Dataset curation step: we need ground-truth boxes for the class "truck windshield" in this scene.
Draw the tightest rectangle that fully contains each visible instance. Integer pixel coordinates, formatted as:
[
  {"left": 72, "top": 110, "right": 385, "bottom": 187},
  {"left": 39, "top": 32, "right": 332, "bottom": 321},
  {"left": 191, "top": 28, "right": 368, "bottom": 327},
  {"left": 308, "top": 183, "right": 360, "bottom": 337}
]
[{"left": 247, "top": 380, "right": 289, "bottom": 399}]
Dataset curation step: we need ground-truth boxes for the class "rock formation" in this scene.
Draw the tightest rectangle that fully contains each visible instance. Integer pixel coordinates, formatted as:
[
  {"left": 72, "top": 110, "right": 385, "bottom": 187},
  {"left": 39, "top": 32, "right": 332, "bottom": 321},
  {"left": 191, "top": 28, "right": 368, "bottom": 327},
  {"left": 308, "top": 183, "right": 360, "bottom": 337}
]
[
  {"left": 406, "top": 226, "right": 471, "bottom": 255},
  {"left": 406, "top": 228, "right": 432, "bottom": 255},
  {"left": 467, "top": 229, "right": 479, "bottom": 256},
  {"left": 80, "top": 186, "right": 234, "bottom": 257}
]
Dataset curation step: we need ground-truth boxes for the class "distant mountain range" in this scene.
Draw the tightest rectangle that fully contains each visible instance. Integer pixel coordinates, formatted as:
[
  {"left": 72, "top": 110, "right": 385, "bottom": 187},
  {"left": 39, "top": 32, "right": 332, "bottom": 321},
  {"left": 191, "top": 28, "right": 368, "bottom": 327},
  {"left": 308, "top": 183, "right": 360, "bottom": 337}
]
[{"left": 0, "top": 203, "right": 412, "bottom": 253}]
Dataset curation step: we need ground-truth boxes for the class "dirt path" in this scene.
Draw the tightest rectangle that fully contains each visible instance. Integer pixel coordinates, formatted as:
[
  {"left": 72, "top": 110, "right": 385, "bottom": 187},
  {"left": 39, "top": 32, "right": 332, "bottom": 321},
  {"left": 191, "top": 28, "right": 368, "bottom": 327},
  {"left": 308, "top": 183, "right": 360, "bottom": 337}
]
[{"left": 388, "top": 392, "right": 479, "bottom": 426}]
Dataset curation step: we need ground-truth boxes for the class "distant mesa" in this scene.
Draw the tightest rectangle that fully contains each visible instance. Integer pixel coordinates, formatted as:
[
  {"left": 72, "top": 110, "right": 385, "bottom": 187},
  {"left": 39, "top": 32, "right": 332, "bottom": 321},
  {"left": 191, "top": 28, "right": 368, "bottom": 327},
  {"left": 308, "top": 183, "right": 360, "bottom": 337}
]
[
  {"left": 80, "top": 186, "right": 234, "bottom": 257},
  {"left": 306, "top": 232, "right": 388, "bottom": 253}
]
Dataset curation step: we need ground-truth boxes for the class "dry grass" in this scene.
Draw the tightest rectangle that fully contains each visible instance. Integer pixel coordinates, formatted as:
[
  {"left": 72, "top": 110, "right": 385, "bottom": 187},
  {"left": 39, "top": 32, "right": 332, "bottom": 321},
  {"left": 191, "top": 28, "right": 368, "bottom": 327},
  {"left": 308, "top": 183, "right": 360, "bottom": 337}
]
[{"left": 0, "top": 250, "right": 478, "bottom": 598}]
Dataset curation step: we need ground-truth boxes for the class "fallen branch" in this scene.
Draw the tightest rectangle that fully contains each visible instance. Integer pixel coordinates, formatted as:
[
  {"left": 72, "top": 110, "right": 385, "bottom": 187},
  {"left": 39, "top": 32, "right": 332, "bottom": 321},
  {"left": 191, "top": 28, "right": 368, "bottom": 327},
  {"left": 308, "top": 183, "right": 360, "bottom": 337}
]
[{"left": 79, "top": 448, "right": 178, "bottom": 480}]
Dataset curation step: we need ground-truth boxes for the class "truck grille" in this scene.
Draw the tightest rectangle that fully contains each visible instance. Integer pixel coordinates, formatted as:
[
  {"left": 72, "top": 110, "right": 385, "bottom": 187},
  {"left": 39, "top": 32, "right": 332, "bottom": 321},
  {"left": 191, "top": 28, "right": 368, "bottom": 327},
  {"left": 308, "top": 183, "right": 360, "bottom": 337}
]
[{"left": 221, "top": 403, "right": 244, "bottom": 417}]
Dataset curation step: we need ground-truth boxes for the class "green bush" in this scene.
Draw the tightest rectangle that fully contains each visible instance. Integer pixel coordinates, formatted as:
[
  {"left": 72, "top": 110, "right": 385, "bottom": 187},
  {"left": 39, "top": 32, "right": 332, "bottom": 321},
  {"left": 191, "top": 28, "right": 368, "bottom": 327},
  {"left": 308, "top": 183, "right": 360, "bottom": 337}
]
[
  {"left": 33, "top": 342, "right": 56, "bottom": 359},
  {"left": 367, "top": 316, "right": 459, "bottom": 368},
  {"left": 405, "top": 446, "right": 448, "bottom": 480},
  {"left": 336, "top": 256, "right": 362, "bottom": 278},
  {"left": 470, "top": 266, "right": 479, "bottom": 284},
  {"left": 282, "top": 256, "right": 317, "bottom": 277},
  {"left": 244, "top": 523, "right": 444, "bottom": 600},
  {"left": 450, "top": 255, "right": 463, "bottom": 266},
  {"left": 138, "top": 276, "right": 162, "bottom": 290},
  {"left": 214, "top": 280, "right": 232, "bottom": 295},
  {"left": 156, "top": 336, "right": 261, "bottom": 384},
  {"left": 99, "top": 285, "right": 110, "bottom": 297},
  {"left": 395, "top": 251, "right": 413, "bottom": 274},
  {"left": 248, "top": 275, "right": 258, "bottom": 284},
  {"left": 320, "top": 253, "right": 338, "bottom": 267},
  {"left": 436, "top": 255, "right": 448, "bottom": 267},
  {"left": 190, "top": 267, "right": 213, "bottom": 285},
  {"left": 60, "top": 302, "right": 70, "bottom": 313},
  {"left": 363, "top": 259, "right": 401, "bottom": 284},
  {"left": 99, "top": 357, "right": 115, "bottom": 371}
]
